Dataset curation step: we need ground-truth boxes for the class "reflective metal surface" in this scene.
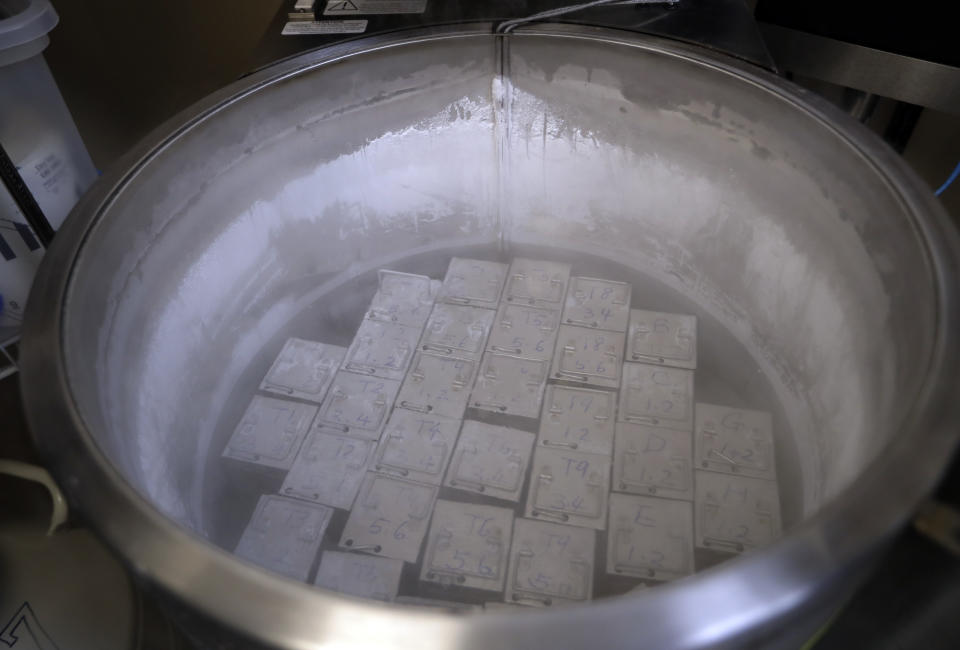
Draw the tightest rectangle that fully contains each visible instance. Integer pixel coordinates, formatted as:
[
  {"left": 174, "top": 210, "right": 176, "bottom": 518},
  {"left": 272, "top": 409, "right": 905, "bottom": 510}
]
[
  {"left": 20, "top": 23, "right": 960, "bottom": 650},
  {"left": 760, "top": 23, "right": 960, "bottom": 116}
]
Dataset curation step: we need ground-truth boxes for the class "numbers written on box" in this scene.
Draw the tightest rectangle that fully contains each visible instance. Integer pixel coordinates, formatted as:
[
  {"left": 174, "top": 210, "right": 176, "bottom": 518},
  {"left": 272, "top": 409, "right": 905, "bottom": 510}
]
[
  {"left": 420, "top": 303, "right": 495, "bottom": 360},
  {"left": 694, "top": 471, "right": 781, "bottom": 554},
  {"left": 339, "top": 472, "right": 438, "bottom": 562},
  {"left": 445, "top": 421, "right": 536, "bottom": 502},
  {"left": 314, "top": 550, "right": 405, "bottom": 602},
  {"left": 374, "top": 409, "right": 460, "bottom": 485},
  {"left": 471, "top": 352, "right": 548, "bottom": 419},
  {"left": 562, "top": 277, "right": 631, "bottom": 333},
  {"left": 506, "top": 518, "right": 595, "bottom": 606},
  {"left": 234, "top": 495, "right": 333, "bottom": 582},
  {"left": 366, "top": 270, "right": 439, "bottom": 327},
  {"left": 421, "top": 500, "right": 514, "bottom": 592},
  {"left": 551, "top": 325, "right": 625, "bottom": 389},
  {"left": 342, "top": 319, "right": 421, "bottom": 381},
  {"left": 438, "top": 258, "right": 508, "bottom": 309},
  {"left": 222, "top": 396, "right": 317, "bottom": 471},
  {"left": 376, "top": 269, "right": 435, "bottom": 300},
  {"left": 539, "top": 385, "right": 616, "bottom": 456},
  {"left": 280, "top": 431, "right": 375, "bottom": 509},
  {"left": 613, "top": 422, "right": 693, "bottom": 501},
  {"left": 694, "top": 403, "right": 776, "bottom": 481},
  {"left": 607, "top": 493, "right": 694, "bottom": 582},
  {"left": 619, "top": 363, "right": 694, "bottom": 431},
  {"left": 526, "top": 447, "right": 611, "bottom": 530},
  {"left": 396, "top": 351, "right": 476, "bottom": 420},
  {"left": 627, "top": 310, "right": 697, "bottom": 370},
  {"left": 313, "top": 372, "right": 400, "bottom": 441},
  {"left": 503, "top": 258, "right": 571, "bottom": 309},
  {"left": 487, "top": 302, "right": 560, "bottom": 362},
  {"left": 259, "top": 338, "right": 345, "bottom": 403}
]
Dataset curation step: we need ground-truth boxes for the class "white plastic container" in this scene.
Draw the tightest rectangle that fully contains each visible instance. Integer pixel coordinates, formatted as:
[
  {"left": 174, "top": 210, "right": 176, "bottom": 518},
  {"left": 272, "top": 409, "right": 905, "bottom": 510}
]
[{"left": 1, "top": 0, "right": 96, "bottom": 336}]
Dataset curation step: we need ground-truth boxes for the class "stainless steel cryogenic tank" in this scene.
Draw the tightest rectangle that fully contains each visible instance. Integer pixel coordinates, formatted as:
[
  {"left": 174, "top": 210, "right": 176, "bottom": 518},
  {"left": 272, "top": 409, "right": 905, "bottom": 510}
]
[{"left": 20, "top": 24, "right": 960, "bottom": 649}]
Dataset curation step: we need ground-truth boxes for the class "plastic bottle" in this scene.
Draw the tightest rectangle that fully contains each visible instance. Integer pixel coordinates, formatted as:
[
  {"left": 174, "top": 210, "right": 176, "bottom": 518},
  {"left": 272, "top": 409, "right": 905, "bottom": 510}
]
[{"left": 0, "top": 0, "right": 97, "bottom": 336}]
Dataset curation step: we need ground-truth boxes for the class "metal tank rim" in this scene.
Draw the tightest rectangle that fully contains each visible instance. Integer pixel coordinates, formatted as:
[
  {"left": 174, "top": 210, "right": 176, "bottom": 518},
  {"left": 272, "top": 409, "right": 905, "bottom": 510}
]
[{"left": 19, "top": 22, "right": 960, "bottom": 650}]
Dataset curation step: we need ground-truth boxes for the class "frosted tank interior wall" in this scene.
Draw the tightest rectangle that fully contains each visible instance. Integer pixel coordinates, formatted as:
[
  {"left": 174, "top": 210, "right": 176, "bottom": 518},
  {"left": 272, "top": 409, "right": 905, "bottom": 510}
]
[{"left": 60, "top": 34, "right": 933, "bottom": 537}]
